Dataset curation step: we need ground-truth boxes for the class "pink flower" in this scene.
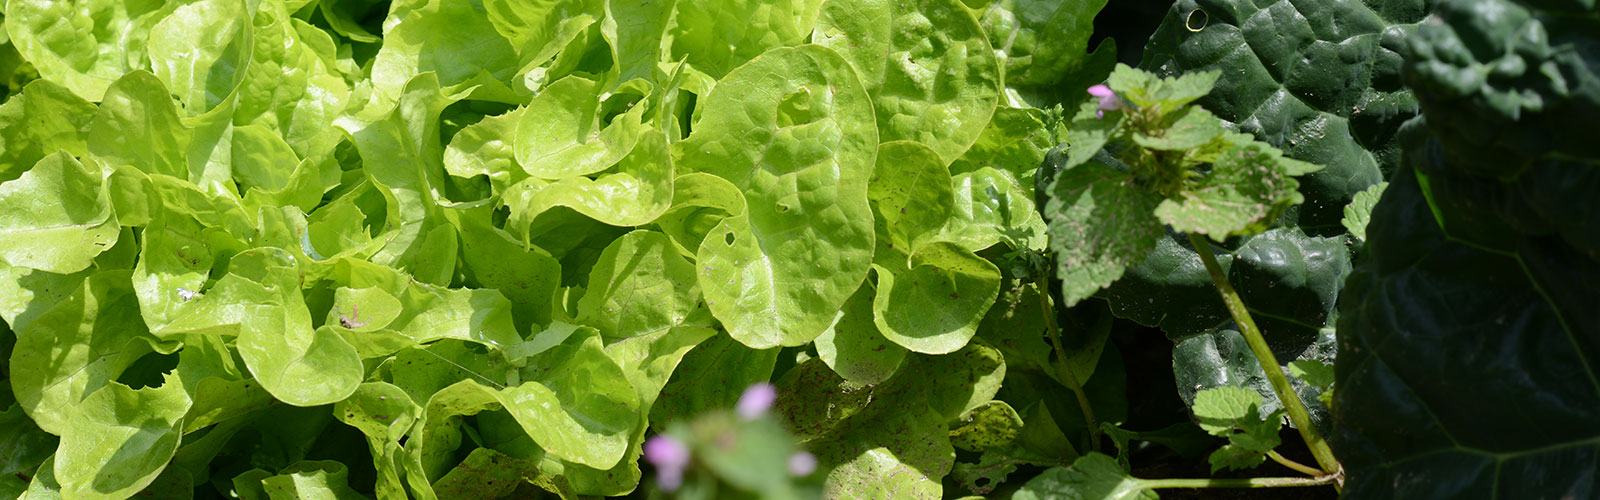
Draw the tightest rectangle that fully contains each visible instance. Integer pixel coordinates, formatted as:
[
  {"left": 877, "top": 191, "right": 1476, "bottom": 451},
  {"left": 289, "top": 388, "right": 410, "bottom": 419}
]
[
  {"left": 736, "top": 382, "right": 777, "bottom": 420},
  {"left": 788, "top": 451, "right": 817, "bottom": 476},
  {"left": 1088, "top": 84, "right": 1125, "bottom": 119},
  {"left": 643, "top": 435, "right": 691, "bottom": 491}
]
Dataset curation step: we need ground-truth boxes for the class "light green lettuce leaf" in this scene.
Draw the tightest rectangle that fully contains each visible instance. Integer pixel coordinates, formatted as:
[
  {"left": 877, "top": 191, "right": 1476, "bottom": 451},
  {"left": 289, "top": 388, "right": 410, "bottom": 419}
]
[
  {"left": 937, "top": 166, "right": 1048, "bottom": 252},
  {"left": 333, "top": 382, "right": 418, "bottom": 500},
  {"left": 978, "top": 0, "right": 1110, "bottom": 89},
  {"left": 872, "top": 242, "right": 1001, "bottom": 355},
  {"left": 816, "top": 282, "right": 907, "bottom": 385},
  {"left": 676, "top": 45, "right": 877, "bottom": 348},
  {"left": 665, "top": 0, "right": 824, "bottom": 78},
  {"left": 1012, "top": 453, "right": 1157, "bottom": 500},
  {"left": 0, "top": 260, "right": 93, "bottom": 335},
  {"left": 228, "top": 249, "right": 363, "bottom": 406},
  {"left": 577, "top": 230, "right": 700, "bottom": 341},
  {"left": 174, "top": 334, "right": 274, "bottom": 433},
  {"left": 258, "top": 461, "right": 368, "bottom": 500},
  {"left": 54, "top": 378, "right": 191, "bottom": 500},
  {"left": 371, "top": 0, "right": 522, "bottom": 103},
  {"left": 868, "top": 141, "right": 954, "bottom": 252},
  {"left": 88, "top": 71, "right": 191, "bottom": 180},
  {"left": 446, "top": 204, "right": 561, "bottom": 332},
  {"left": 513, "top": 76, "right": 649, "bottom": 179},
  {"left": 308, "top": 257, "right": 524, "bottom": 352},
  {"left": 602, "top": 0, "right": 674, "bottom": 83},
  {"left": 444, "top": 107, "right": 528, "bottom": 194},
  {"left": 509, "top": 327, "right": 641, "bottom": 469},
  {"left": 503, "top": 128, "right": 672, "bottom": 228},
  {"left": 947, "top": 107, "right": 1051, "bottom": 183},
  {"left": 0, "top": 152, "right": 118, "bottom": 274},
  {"left": 146, "top": 0, "right": 251, "bottom": 116},
  {"left": 8, "top": 271, "right": 159, "bottom": 436},
  {"left": 650, "top": 333, "right": 778, "bottom": 426},
  {"left": 0, "top": 79, "right": 95, "bottom": 183},
  {"left": 5, "top": 0, "right": 176, "bottom": 100},
  {"left": 815, "top": 0, "right": 1001, "bottom": 163},
  {"left": 235, "top": 0, "right": 351, "bottom": 156},
  {"left": 336, "top": 73, "right": 460, "bottom": 284},
  {"left": 653, "top": 172, "right": 745, "bottom": 257},
  {"left": 481, "top": 0, "right": 599, "bottom": 79}
]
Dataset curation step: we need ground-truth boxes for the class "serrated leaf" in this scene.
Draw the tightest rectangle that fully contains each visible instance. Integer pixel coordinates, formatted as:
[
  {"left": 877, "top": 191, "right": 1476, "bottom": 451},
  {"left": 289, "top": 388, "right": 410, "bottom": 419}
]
[
  {"left": 1342, "top": 181, "right": 1387, "bottom": 242},
  {"left": 1107, "top": 63, "right": 1218, "bottom": 114},
  {"left": 1156, "top": 144, "right": 1302, "bottom": 238},
  {"left": 1044, "top": 161, "right": 1164, "bottom": 306},
  {"left": 1191, "top": 386, "right": 1261, "bottom": 435},
  {"left": 1131, "top": 106, "right": 1225, "bottom": 151},
  {"left": 1288, "top": 359, "right": 1335, "bottom": 389}
]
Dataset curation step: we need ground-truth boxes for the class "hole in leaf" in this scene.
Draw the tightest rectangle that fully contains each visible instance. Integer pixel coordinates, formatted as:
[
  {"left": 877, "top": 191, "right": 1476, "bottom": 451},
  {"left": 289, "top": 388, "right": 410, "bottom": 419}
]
[
  {"left": 1186, "top": 9, "right": 1208, "bottom": 32},
  {"left": 776, "top": 203, "right": 791, "bottom": 213},
  {"left": 725, "top": 233, "right": 736, "bottom": 245}
]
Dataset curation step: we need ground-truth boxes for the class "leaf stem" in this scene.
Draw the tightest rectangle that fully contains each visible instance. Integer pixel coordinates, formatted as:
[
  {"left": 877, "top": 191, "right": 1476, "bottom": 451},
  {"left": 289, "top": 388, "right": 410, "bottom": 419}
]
[
  {"left": 1267, "top": 450, "right": 1324, "bottom": 477},
  {"left": 1142, "top": 474, "right": 1337, "bottom": 490},
  {"left": 1185, "top": 232, "right": 1341, "bottom": 484},
  {"left": 1034, "top": 276, "right": 1100, "bottom": 453}
]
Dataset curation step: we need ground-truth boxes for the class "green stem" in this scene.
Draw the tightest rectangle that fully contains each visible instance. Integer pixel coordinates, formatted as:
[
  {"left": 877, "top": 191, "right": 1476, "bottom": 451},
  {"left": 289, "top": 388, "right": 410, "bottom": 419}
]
[
  {"left": 1035, "top": 277, "right": 1100, "bottom": 453},
  {"left": 1186, "top": 233, "right": 1342, "bottom": 482},
  {"left": 1267, "top": 450, "right": 1324, "bottom": 477},
  {"left": 1142, "top": 474, "right": 1336, "bottom": 490}
]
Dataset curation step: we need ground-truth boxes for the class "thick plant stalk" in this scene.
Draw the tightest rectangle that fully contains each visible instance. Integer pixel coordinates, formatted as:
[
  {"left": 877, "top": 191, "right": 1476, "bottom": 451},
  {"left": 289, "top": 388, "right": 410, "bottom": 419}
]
[
  {"left": 1186, "top": 233, "right": 1341, "bottom": 478},
  {"left": 1035, "top": 278, "right": 1100, "bottom": 452}
]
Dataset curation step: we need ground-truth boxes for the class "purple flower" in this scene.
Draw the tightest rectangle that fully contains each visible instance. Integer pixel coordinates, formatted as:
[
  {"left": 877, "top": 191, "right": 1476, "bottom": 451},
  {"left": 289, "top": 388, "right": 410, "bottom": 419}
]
[
  {"left": 643, "top": 435, "right": 691, "bottom": 492},
  {"left": 788, "top": 451, "right": 817, "bottom": 476},
  {"left": 736, "top": 382, "right": 777, "bottom": 420},
  {"left": 1088, "top": 84, "right": 1124, "bottom": 119}
]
